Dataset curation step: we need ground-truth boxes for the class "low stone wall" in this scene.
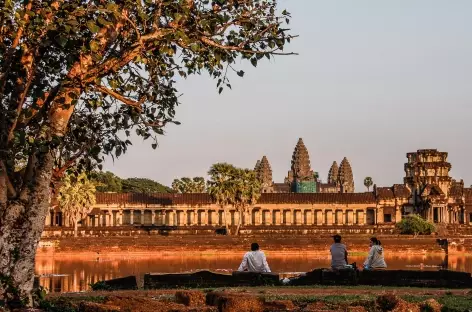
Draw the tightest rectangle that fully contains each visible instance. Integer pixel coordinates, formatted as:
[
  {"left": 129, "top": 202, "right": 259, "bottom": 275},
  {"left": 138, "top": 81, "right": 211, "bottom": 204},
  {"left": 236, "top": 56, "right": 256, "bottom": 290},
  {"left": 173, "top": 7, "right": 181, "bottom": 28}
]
[
  {"left": 139, "top": 269, "right": 472, "bottom": 289},
  {"left": 41, "top": 224, "right": 397, "bottom": 238}
]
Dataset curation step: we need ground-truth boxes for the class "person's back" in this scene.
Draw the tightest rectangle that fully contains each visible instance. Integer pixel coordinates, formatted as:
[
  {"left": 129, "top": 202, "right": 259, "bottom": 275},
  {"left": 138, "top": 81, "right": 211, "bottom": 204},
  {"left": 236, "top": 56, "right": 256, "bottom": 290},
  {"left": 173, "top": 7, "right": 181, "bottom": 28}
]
[
  {"left": 238, "top": 243, "right": 271, "bottom": 273},
  {"left": 364, "top": 238, "right": 387, "bottom": 270},
  {"left": 330, "top": 235, "right": 348, "bottom": 269}
]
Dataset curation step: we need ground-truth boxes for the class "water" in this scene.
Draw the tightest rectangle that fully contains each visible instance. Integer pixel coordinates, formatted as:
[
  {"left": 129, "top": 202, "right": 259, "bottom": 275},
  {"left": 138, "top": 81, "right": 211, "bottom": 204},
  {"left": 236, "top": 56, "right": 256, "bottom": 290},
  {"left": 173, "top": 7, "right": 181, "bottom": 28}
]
[{"left": 35, "top": 253, "right": 472, "bottom": 293}]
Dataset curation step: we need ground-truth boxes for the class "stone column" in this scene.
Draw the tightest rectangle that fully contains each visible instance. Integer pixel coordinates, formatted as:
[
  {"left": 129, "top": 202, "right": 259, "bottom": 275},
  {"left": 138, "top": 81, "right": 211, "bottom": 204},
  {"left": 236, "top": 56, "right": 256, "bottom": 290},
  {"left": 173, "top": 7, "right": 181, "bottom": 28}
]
[
  {"left": 321, "top": 210, "right": 326, "bottom": 225},
  {"left": 193, "top": 210, "right": 198, "bottom": 225},
  {"left": 395, "top": 207, "right": 402, "bottom": 223},
  {"left": 151, "top": 211, "right": 156, "bottom": 225},
  {"left": 130, "top": 210, "right": 134, "bottom": 225},
  {"left": 118, "top": 211, "right": 123, "bottom": 226},
  {"left": 377, "top": 207, "right": 384, "bottom": 224},
  {"left": 342, "top": 211, "right": 347, "bottom": 225},
  {"left": 258, "top": 209, "right": 263, "bottom": 225},
  {"left": 234, "top": 211, "right": 240, "bottom": 227},
  {"left": 325, "top": 210, "right": 332, "bottom": 226},
  {"left": 275, "top": 210, "right": 281, "bottom": 225},
  {"left": 183, "top": 211, "right": 188, "bottom": 226},
  {"left": 96, "top": 215, "right": 101, "bottom": 227},
  {"left": 363, "top": 209, "right": 368, "bottom": 225},
  {"left": 140, "top": 210, "right": 145, "bottom": 225}
]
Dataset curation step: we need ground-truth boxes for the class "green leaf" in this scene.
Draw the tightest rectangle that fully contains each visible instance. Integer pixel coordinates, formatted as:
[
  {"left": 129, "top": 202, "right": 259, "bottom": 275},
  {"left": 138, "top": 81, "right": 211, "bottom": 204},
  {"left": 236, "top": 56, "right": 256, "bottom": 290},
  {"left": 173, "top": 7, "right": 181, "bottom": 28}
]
[
  {"left": 218, "top": 87, "right": 223, "bottom": 94},
  {"left": 152, "top": 143, "right": 157, "bottom": 149},
  {"left": 90, "top": 40, "right": 99, "bottom": 52},
  {"left": 87, "top": 21, "right": 100, "bottom": 33},
  {"left": 237, "top": 70, "right": 245, "bottom": 77},
  {"left": 56, "top": 36, "right": 68, "bottom": 47},
  {"left": 250, "top": 58, "right": 258, "bottom": 67}
]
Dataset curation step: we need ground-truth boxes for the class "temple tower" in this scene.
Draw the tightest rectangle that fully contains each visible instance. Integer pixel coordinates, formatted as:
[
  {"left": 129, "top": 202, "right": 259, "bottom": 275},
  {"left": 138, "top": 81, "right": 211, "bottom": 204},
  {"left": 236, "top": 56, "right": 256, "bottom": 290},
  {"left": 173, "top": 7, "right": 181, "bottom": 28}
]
[
  {"left": 327, "top": 161, "right": 339, "bottom": 184},
  {"left": 338, "top": 157, "right": 354, "bottom": 193},
  {"left": 254, "top": 159, "right": 261, "bottom": 172},
  {"left": 286, "top": 138, "right": 316, "bottom": 192},
  {"left": 404, "top": 149, "right": 452, "bottom": 196},
  {"left": 256, "top": 156, "right": 274, "bottom": 193}
]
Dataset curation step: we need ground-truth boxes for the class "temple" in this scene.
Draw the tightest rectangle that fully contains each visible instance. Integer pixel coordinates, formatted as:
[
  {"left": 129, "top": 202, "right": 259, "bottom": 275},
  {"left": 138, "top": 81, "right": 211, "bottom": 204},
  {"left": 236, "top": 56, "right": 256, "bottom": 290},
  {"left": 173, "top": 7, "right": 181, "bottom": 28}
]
[{"left": 45, "top": 142, "right": 472, "bottom": 230}]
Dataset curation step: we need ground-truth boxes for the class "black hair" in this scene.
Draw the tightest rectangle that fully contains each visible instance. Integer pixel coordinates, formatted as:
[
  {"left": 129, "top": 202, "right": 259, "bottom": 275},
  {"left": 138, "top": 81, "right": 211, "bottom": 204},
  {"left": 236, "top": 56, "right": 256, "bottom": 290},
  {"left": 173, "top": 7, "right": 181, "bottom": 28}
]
[
  {"left": 333, "top": 234, "right": 341, "bottom": 243},
  {"left": 370, "top": 237, "right": 381, "bottom": 245},
  {"left": 251, "top": 242, "right": 260, "bottom": 251}
]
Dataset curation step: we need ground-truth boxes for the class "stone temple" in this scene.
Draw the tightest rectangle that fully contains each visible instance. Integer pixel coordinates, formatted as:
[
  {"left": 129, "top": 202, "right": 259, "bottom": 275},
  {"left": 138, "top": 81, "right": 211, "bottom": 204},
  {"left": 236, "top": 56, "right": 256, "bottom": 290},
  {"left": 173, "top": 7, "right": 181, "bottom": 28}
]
[{"left": 45, "top": 141, "right": 472, "bottom": 232}]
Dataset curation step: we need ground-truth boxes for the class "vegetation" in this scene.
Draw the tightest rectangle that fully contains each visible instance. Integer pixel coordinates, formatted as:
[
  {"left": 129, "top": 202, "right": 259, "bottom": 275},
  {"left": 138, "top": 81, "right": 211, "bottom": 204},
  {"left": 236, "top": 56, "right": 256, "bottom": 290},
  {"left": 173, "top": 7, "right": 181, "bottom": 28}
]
[
  {"left": 92, "top": 171, "right": 171, "bottom": 193},
  {"left": 122, "top": 177, "right": 172, "bottom": 193},
  {"left": 0, "top": 0, "right": 294, "bottom": 306},
  {"left": 207, "top": 163, "right": 260, "bottom": 235},
  {"left": 364, "top": 177, "right": 373, "bottom": 191},
  {"left": 57, "top": 173, "right": 96, "bottom": 237},
  {"left": 172, "top": 177, "right": 206, "bottom": 193},
  {"left": 396, "top": 214, "right": 436, "bottom": 235}
]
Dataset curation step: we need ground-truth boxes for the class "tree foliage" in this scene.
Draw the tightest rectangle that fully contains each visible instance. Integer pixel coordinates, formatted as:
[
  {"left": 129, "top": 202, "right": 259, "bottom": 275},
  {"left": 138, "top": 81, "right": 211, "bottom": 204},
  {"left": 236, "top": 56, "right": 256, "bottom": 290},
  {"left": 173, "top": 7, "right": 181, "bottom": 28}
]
[
  {"left": 172, "top": 176, "right": 205, "bottom": 193},
  {"left": 122, "top": 177, "right": 172, "bottom": 193},
  {"left": 92, "top": 171, "right": 123, "bottom": 192},
  {"left": 57, "top": 173, "right": 96, "bottom": 237},
  {"left": 364, "top": 177, "right": 373, "bottom": 191},
  {"left": 396, "top": 214, "right": 436, "bottom": 235}
]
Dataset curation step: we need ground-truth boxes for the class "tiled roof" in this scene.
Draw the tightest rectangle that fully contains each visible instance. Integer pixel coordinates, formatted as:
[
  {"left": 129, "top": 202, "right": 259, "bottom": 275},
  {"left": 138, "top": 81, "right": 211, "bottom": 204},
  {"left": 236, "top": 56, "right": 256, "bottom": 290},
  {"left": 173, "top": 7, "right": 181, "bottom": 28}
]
[
  {"left": 96, "top": 193, "right": 212, "bottom": 205},
  {"left": 392, "top": 184, "right": 411, "bottom": 198},
  {"left": 375, "top": 187, "right": 394, "bottom": 200},
  {"left": 95, "top": 192, "right": 377, "bottom": 205},
  {"left": 449, "top": 181, "right": 464, "bottom": 197}
]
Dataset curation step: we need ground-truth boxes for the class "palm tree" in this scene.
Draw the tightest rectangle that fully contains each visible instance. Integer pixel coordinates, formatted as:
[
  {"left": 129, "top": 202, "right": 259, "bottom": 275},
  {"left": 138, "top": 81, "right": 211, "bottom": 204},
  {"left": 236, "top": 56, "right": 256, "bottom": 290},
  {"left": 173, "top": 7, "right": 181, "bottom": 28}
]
[
  {"left": 364, "top": 177, "right": 373, "bottom": 192},
  {"left": 234, "top": 168, "right": 261, "bottom": 236},
  {"left": 207, "top": 163, "right": 237, "bottom": 233},
  {"left": 58, "top": 173, "right": 96, "bottom": 237}
]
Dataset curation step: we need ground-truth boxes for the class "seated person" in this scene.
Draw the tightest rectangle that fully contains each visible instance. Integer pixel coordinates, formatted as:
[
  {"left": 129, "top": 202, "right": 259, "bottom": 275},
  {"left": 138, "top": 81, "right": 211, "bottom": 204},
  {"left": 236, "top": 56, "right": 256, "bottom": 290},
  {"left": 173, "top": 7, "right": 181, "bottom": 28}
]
[
  {"left": 237, "top": 242, "right": 271, "bottom": 273},
  {"left": 330, "top": 234, "right": 348, "bottom": 270},
  {"left": 363, "top": 237, "right": 387, "bottom": 270}
]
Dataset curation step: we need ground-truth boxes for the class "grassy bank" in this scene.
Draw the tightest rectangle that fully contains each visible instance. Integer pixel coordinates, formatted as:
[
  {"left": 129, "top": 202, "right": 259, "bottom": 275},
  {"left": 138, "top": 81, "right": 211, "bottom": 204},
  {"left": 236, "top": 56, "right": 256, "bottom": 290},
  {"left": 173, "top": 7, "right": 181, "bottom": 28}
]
[{"left": 36, "top": 286, "right": 472, "bottom": 312}]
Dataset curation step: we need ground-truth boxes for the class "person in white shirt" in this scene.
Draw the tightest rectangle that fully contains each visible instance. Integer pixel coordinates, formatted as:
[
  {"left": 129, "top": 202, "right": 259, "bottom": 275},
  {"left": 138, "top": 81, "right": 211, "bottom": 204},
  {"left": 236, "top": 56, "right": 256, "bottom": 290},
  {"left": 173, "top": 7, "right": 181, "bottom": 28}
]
[
  {"left": 237, "top": 243, "right": 271, "bottom": 273},
  {"left": 363, "top": 237, "right": 387, "bottom": 270},
  {"left": 330, "top": 234, "right": 348, "bottom": 270}
]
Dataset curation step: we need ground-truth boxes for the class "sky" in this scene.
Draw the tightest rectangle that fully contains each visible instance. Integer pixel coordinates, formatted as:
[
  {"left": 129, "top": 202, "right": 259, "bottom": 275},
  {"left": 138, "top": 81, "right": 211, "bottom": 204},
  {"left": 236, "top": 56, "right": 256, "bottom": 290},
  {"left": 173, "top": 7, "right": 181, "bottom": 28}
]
[{"left": 104, "top": 0, "right": 472, "bottom": 190}]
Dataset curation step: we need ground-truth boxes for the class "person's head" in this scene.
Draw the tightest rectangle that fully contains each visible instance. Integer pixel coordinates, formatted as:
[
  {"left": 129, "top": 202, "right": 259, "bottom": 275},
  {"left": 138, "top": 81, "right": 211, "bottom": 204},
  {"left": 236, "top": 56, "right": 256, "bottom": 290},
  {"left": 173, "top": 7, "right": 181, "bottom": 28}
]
[
  {"left": 251, "top": 243, "right": 260, "bottom": 251},
  {"left": 333, "top": 234, "right": 342, "bottom": 243},
  {"left": 370, "top": 237, "right": 381, "bottom": 247}
]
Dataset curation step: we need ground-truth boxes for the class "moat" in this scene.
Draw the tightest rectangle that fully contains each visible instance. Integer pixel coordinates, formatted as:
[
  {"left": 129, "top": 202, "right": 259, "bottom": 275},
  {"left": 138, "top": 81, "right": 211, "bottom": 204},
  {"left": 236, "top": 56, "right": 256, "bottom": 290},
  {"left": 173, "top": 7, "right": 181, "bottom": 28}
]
[{"left": 35, "top": 253, "right": 472, "bottom": 293}]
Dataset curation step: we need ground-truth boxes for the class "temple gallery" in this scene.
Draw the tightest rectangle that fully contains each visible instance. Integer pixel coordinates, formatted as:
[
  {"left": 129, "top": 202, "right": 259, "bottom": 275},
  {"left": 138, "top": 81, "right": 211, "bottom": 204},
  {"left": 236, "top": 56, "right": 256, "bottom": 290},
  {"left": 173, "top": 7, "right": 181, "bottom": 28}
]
[{"left": 46, "top": 139, "right": 472, "bottom": 229}]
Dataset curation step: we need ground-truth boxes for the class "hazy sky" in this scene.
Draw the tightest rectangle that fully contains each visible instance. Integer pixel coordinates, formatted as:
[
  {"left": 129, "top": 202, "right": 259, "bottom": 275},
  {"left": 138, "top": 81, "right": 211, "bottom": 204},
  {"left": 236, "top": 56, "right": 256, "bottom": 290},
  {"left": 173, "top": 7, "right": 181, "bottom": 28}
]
[{"left": 105, "top": 0, "right": 472, "bottom": 190}]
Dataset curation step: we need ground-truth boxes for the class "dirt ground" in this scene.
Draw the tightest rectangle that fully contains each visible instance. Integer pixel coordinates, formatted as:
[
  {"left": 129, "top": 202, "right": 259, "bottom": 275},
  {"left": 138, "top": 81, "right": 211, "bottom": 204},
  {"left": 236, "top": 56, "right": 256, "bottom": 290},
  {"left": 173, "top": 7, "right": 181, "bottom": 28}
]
[{"left": 41, "top": 286, "right": 472, "bottom": 312}]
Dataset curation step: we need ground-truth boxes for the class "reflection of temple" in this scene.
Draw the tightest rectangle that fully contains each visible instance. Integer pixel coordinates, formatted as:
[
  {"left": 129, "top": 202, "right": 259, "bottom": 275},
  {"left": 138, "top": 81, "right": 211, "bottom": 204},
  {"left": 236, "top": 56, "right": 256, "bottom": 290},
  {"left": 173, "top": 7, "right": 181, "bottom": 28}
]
[{"left": 46, "top": 142, "right": 472, "bottom": 229}]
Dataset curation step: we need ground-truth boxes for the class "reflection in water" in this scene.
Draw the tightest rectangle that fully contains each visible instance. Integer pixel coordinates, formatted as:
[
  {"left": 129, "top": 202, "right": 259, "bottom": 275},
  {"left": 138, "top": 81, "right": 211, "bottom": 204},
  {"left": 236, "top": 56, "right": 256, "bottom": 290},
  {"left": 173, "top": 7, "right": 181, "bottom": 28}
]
[{"left": 35, "top": 253, "right": 472, "bottom": 293}]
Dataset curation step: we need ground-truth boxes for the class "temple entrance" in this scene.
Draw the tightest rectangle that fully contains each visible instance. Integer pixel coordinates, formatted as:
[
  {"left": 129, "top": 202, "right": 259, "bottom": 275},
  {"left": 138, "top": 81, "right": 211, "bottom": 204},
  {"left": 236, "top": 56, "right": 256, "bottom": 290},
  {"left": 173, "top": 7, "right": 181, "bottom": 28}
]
[
  {"left": 366, "top": 209, "right": 375, "bottom": 225},
  {"left": 433, "top": 208, "right": 439, "bottom": 223}
]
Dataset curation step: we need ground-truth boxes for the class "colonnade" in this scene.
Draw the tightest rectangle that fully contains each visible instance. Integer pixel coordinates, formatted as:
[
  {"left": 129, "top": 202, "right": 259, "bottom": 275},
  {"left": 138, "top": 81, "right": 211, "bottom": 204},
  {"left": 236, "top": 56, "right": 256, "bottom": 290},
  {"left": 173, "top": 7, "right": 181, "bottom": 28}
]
[{"left": 46, "top": 207, "right": 386, "bottom": 227}]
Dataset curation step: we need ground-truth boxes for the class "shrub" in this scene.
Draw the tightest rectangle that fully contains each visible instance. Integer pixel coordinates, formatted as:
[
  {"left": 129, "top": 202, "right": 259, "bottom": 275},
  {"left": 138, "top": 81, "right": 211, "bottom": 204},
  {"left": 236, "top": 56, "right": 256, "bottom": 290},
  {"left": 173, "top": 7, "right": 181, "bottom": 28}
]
[{"left": 396, "top": 214, "right": 435, "bottom": 235}]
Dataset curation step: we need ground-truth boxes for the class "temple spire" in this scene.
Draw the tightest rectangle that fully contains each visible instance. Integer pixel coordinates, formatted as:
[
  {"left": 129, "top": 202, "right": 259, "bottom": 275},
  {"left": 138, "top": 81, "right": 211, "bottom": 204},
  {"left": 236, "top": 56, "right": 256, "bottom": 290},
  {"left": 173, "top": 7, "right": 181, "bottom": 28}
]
[
  {"left": 290, "top": 138, "right": 312, "bottom": 181},
  {"left": 327, "top": 161, "right": 339, "bottom": 184},
  {"left": 338, "top": 157, "right": 354, "bottom": 193},
  {"left": 256, "top": 156, "right": 274, "bottom": 192}
]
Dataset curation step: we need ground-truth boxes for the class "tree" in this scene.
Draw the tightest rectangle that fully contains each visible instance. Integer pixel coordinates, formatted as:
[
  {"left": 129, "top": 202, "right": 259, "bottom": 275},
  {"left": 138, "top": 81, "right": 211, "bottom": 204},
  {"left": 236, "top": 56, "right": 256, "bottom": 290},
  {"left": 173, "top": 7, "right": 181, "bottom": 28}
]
[
  {"left": 122, "top": 178, "right": 172, "bottom": 193},
  {"left": 364, "top": 177, "right": 373, "bottom": 192},
  {"left": 92, "top": 171, "right": 123, "bottom": 193},
  {"left": 207, "top": 163, "right": 237, "bottom": 233},
  {"left": 172, "top": 177, "right": 205, "bottom": 193},
  {"left": 234, "top": 168, "right": 261, "bottom": 235},
  {"left": 0, "top": 0, "right": 294, "bottom": 306},
  {"left": 396, "top": 214, "right": 436, "bottom": 236},
  {"left": 57, "top": 173, "right": 96, "bottom": 237}
]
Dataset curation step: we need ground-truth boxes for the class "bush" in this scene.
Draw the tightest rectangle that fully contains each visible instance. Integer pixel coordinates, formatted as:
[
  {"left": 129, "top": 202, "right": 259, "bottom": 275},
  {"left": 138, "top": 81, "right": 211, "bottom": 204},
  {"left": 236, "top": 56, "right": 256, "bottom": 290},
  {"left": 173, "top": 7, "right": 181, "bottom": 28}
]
[{"left": 396, "top": 214, "right": 435, "bottom": 235}]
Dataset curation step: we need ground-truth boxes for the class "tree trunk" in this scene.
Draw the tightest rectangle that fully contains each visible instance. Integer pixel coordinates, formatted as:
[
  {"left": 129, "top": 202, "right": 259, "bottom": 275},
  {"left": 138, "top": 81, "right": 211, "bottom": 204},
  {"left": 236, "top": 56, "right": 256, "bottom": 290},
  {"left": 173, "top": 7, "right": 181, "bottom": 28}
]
[
  {"left": 223, "top": 206, "right": 230, "bottom": 235},
  {"left": 0, "top": 151, "right": 54, "bottom": 308},
  {"left": 74, "top": 219, "right": 78, "bottom": 238},
  {"left": 235, "top": 209, "right": 243, "bottom": 236}
]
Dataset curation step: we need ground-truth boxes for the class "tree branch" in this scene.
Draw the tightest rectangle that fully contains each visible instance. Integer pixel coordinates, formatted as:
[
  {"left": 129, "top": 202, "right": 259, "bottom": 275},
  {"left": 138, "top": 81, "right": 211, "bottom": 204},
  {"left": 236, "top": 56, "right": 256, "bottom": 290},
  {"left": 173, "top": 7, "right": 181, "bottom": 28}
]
[
  {"left": 199, "top": 36, "right": 298, "bottom": 55},
  {"left": 0, "top": 160, "right": 17, "bottom": 200},
  {"left": 94, "top": 85, "right": 144, "bottom": 111}
]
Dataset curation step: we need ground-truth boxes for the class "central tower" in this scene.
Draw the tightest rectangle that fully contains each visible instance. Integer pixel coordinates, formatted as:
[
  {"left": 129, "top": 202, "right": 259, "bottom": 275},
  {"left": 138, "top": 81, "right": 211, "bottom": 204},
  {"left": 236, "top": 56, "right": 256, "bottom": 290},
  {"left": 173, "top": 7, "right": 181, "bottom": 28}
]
[{"left": 285, "top": 138, "right": 316, "bottom": 193}]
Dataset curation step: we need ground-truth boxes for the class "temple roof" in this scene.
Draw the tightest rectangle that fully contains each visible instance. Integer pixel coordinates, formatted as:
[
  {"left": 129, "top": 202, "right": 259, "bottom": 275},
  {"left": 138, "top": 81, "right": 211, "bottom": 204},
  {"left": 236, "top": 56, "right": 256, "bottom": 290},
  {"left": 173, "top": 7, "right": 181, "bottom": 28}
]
[
  {"left": 290, "top": 138, "right": 312, "bottom": 179},
  {"left": 95, "top": 192, "right": 377, "bottom": 205},
  {"left": 421, "top": 184, "right": 445, "bottom": 197},
  {"left": 257, "top": 156, "right": 273, "bottom": 187},
  {"left": 327, "top": 161, "right": 339, "bottom": 184}
]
